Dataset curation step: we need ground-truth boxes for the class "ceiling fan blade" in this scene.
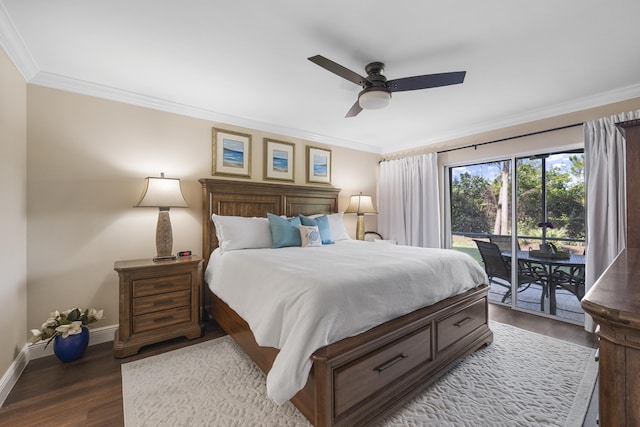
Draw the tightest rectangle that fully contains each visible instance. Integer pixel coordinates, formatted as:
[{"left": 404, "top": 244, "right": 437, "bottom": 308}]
[
  {"left": 308, "top": 55, "right": 368, "bottom": 87},
  {"left": 345, "top": 100, "right": 363, "bottom": 118},
  {"left": 388, "top": 71, "right": 466, "bottom": 92}
]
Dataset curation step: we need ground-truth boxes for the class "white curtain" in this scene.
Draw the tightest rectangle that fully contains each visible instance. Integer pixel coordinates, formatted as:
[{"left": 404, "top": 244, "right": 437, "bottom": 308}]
[
  {"left": 378, "top": 153, "right": 440, "bottom": 247},
  {"left": 583, "top": 109, "right": 640, "bottom": 331}
]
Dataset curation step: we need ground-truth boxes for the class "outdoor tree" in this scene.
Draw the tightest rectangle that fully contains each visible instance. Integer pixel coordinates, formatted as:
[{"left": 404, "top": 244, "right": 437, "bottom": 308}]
[
  {"left": 493, "top": 161, "right": 510, "bottom": 235},
  {"left": 450, "top": 172, "right": 493, "bottom": 233},
  {"left": 450, "top": 152, "right": 585, "bottom": 243}
]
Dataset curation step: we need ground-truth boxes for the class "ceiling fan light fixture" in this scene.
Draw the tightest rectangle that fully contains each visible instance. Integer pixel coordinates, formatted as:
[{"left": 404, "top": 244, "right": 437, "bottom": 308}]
[
  {"left": 308, "top": 55, "right": 466, "bottom": 117},
  {"left": 358, "top": 90, "right": 391, "bottom": 110}
]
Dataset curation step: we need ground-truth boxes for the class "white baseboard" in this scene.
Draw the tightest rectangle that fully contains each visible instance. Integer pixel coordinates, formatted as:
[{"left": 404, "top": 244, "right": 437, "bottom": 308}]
[
  {"left": 0, "top": 343, "right": 29, "bottom": 407},
  {"left": 0, "top": 325, "right": 118, "bottom": 407},
  {"left": 28, "top": 324, "right": 118, "bottom": 360}
]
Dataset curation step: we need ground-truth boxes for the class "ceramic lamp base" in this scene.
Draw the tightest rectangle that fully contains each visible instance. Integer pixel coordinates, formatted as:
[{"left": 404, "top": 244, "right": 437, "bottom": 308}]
[
  {"left": 356, "top": 214, "right": 365, "bottom": 240},
  {"left": 156, "top": 208, "right": 173, "bottom": 257}
]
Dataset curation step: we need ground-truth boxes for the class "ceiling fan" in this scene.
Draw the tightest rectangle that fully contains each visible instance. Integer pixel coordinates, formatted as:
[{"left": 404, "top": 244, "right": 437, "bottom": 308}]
[{"left": 308, "top": 55, "right": 466, "bottom": 117}]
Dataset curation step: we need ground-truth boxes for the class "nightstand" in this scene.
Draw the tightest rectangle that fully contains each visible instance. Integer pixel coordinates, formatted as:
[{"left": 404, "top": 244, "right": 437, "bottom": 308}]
[{"left": 113, "top": 256, "right": 203, "bottom": 357}]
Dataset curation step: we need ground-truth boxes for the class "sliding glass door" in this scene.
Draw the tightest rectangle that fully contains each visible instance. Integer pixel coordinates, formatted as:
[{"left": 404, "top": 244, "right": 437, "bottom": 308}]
[
  {"left": 447, "top": 149, "right": 585, "bottom": 323},
  {"left": 514, "top": 151, "right": 585, "bottom": 322},
  {"left": 448, "top": 160, "right": 516, "bottom": 305}
]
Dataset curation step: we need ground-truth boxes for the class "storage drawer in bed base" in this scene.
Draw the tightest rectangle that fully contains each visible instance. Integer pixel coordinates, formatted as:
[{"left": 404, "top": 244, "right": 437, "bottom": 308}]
[
  {"left": 333, "top": 325, "right": 433, "bottom": 417},
  {"left": 310, "top": 286, "right": 493, "bottom": 427}
]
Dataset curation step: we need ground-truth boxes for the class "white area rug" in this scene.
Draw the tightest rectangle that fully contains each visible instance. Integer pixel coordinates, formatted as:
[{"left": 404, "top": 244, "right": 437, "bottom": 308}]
[{"left": 121, "top": 321, "right": 597, "bottom": 427}]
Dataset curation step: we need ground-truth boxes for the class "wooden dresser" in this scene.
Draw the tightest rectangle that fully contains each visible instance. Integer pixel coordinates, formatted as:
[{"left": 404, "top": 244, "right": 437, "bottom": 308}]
[
  {"left": 581, "top": 118, "right": 640, "bottom": 426},
  {"left": 113, "top": 256, "right": 203, "bottom": 357}
]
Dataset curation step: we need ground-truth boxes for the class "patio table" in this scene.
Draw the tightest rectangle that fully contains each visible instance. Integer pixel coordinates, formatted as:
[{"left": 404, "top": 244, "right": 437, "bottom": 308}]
[{"left": 503, "top": 251, "right": 585, "bottom": 315}]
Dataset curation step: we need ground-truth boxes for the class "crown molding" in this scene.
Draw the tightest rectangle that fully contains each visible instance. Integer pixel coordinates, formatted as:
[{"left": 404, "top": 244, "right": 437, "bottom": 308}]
[
  {"left": 24, "top": 70, "right": 640, "bottom": 157},
  {"left": 0, "top": 1, "right": 38, "bottom": 80},
  {"left": 29, "top": 71, "right": 383, "bottom": 154},
  {"left": 382, "top": 83, "right": 640, "bottom": 154}
]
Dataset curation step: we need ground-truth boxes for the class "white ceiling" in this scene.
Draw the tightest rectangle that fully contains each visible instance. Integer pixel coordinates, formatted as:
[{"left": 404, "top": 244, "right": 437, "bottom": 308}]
[{"left": 2, "top": 1, "right": 640, "bottom": 154}]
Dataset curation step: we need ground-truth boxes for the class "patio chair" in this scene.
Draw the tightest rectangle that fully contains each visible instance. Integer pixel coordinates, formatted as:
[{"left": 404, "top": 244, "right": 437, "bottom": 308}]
[
  {"left": 489, "top": 235, "right": 521, "bottom": 252},
  {"left": 489, "top": 235, "right": 549, "bottom": 289},
  {"left": 550, "top": 246, "right": 586, "bottom": 302},
  {"left": 552, "top": 265, "right": 585, "bottom": 300},
  {"left": 474, "top": 240, "right": 546, "bottom": 308}
]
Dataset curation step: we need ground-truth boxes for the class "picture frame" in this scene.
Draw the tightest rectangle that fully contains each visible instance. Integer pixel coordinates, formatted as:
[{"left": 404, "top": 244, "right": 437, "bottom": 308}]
[
  {"left": 306, "top": 146, "right": 332, "bottom": 184},
  {"left": 264, "top": 138, "right": 295, "bottom": 182},
  {"left": 212, "top": 128, "right": 252, "bottom": 178}
]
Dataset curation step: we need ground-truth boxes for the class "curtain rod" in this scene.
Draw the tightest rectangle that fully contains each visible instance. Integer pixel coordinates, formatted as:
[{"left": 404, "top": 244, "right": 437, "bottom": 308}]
[{"left": 436, "top": 122, "right": 583, "bottom": 155}]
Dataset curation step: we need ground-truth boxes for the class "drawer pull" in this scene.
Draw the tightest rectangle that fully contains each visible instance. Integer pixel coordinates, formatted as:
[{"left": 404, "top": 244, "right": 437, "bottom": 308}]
[
  {"left": 375, "top": 354, "right": 408, "bottom": 373},
  {"left": 454, "top": 316, "right": 473, "bottom": 328},
  {"left": 153, "top": 315, "right": 174, "bottom": 323},
  {"left": 153, "top": 298, "right": 174, "bottom": 306}
]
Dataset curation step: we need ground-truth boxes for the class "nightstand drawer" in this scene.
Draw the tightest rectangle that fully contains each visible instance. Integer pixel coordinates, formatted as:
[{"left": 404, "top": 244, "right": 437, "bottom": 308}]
[
  {"left": 133, "top": 274, "right": 191, "bottom": 297},
  {"left": 133, "top": 307, "right": 191, "bottom": 333},
  {"left": 133, "top": 290, "right": 191, "bottom": 316}
]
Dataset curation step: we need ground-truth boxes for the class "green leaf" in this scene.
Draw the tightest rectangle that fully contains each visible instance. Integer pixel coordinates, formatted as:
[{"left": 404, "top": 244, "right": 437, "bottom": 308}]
[{"left": 67, "top": 308, "right": 81, "bottom": 322}]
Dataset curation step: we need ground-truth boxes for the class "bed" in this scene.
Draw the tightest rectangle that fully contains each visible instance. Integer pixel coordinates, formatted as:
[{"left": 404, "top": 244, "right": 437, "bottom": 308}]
[{"left": 200, "top": 178, "right": 493, "bottom": 426}]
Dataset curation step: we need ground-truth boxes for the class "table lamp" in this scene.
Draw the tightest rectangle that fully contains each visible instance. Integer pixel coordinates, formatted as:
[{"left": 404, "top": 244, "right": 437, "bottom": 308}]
[
  {"left": 134, "top": 173, "right": 189, "bottom": 261},
  {"left": 345, "top": 192, "right": 377, "bottom": 240}
]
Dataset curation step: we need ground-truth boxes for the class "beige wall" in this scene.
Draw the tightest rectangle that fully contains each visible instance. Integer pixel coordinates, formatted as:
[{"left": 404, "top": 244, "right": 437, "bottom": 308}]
[
  {"left": 25, "top": 85, "right": 380, "bottom": 332},
  {"left": 0, "top": 47, "right": 27, "bottom": 376}
]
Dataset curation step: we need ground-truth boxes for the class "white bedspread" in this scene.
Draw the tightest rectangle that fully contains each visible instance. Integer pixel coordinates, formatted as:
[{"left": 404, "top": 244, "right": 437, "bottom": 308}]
[{"left": 205, "top": 240, "right": 488, "bottom": 405}]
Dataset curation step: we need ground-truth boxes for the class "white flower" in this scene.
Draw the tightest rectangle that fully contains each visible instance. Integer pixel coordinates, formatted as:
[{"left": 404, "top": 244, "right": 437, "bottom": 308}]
[
  {"left": 55, "top": 321, "right": 83, "bottom": 338},
  {"left": 28, "top": 329, "right": 44, "bottom": 344},
  {"left": 42, "top": 319, "right": 56, "bottom": 330},
  {"left": 89, "top": 308, "right": 104, "bottom": 321}
]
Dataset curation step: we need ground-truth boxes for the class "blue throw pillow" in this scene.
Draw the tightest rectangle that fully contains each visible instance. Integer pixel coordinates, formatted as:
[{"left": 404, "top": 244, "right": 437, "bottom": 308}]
[
  {"left": 299, "top": 214, "right": 334, "bottom": 244},
  {"left": 267, "top": 213, "right": 302, "bottom": 248}
]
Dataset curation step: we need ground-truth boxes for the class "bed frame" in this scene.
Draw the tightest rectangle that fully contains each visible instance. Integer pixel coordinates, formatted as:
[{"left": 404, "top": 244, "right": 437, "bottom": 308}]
[{"left": 200, "top": 178, "right": 493, "bottom": 427}]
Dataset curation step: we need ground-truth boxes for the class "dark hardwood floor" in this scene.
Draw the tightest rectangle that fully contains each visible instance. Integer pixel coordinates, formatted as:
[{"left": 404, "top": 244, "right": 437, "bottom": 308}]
[{"left": 0, "top": 305, "right": 597, "bottom": 427}]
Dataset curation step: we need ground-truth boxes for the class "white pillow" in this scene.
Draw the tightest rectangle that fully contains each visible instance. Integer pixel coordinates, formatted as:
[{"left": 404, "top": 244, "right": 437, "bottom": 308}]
[
  {"left": 311, "top": 212, "right": 350, "bottom": 241},
  {"left": 299, "top": 225, "right": 322, "bottom": 247},
  {"left": 211, "top": 214, "right": 272, "bottom": 253}
]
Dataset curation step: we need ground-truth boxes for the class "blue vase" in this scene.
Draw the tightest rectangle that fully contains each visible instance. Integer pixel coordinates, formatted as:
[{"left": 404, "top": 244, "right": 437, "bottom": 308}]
[{"left": 53, "top": 327, "right": 90, "bottom": 362}]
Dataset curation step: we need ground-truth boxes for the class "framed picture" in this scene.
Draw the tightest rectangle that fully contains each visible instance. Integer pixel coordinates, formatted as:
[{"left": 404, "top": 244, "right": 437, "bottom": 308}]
[
  {"left": 306, "top": 146, "right": 332, "bottom": 184},
  {"left": 264, "top": 138, "right": 295, "bottom": 182},
  {"left": 212, "top": 128, "right": 252, "bottom": 178}
]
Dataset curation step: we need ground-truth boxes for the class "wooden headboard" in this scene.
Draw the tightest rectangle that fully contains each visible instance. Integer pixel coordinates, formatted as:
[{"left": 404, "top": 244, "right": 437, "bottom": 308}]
[{"left": 199, "top": 178, "right": 340, "bottom": 266}]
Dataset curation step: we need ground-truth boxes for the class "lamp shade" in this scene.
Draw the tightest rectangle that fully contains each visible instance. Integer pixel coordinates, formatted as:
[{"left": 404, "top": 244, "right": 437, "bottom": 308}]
[
  {"left": 358, "top": 90, "right": 391, "bottom": 110},
  {"left": 345, "top": 193, "right": 377, "bottom": 215},
  {"left": 135, "top": 173, "right": 189, "bottom": 208}
]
